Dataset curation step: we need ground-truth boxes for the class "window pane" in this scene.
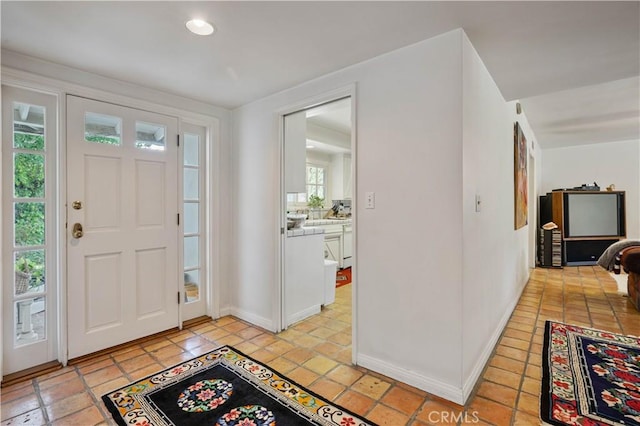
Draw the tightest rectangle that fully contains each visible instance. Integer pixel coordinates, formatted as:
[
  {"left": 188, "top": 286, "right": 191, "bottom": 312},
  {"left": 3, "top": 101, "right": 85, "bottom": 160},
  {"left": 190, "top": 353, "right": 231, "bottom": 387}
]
[
  {"left": 317, "top": 186, "right": 325, "bottom": 199},
  {"left": 85, "top": 112, "right": 121, "bottom": 145},
  {"left": 14, "top": 153, "right": 45, "bottom": 198},
  {"left": 13, "top": 103, "right": 45, "bottom": 150},
  {"left": 317, "top": 169, "right": 324, "bottom": 185},
  {"left": 184, "top": 269, "right": 200, "bottom": 303},
  {"left": 14, "top": 250, "right": 46, "bottom": 295},
  {"left": 184, "top": 168, "right": 199, "bottom": 200},
  {"left": 307, "top": 166, "right": 316, "bottom": 184},
  {"left": 184, "top": 133, "right": 199, "bottom": 166},
  {"left": 184, "top": 236, "right": 199, "bottom": 269},
  {"left": 136, "top": 121, "right": 166, "bottom": 151},
  {"left": 307, "top": 185, "right": 316, "bottom": 197},
  {"left": 297, "top": 193, "right": 307, "bottom": 203},
  {"left": 15, "top": 296, "right": 46, "bottom": 346},
  {"left": 184, "top": 202, "right": 199, "bottom": 234},
  {"left": 14, "top": 202, "right": 45, "bottom": 246}
]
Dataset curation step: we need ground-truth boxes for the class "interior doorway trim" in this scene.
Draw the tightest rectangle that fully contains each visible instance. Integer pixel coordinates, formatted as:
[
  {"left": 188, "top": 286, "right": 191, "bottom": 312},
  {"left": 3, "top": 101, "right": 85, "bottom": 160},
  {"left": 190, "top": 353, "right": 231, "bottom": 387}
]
[{"left": 276, "top": 84, "right": 358, "bottom": 362}]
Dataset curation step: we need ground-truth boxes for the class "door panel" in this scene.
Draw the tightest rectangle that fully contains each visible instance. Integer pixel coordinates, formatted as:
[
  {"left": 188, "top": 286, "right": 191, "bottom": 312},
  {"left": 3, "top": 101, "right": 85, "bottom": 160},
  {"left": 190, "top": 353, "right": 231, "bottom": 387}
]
[
  {"left": 67, "top": 95, "right": 179, "bottom": 358},
  {"left": 2, "top": 86, "right": 58, "bottom": 374}
]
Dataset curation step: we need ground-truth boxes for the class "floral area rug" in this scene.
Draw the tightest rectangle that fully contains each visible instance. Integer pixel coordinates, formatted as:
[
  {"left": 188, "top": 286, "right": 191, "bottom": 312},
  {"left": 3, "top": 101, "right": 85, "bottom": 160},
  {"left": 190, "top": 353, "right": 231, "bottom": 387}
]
[
  {"left": 541, "top": 321, "right": 640, "bottom": 425},
  {"left": 102, "top": 345, "right": 375, "bottom": 426}
]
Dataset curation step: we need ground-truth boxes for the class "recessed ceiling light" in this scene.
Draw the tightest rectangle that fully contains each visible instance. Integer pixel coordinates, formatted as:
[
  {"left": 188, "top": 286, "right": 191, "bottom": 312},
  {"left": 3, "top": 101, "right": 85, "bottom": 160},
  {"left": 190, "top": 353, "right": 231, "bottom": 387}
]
[{"left": 186, "top": 19, "right": 215, "bottom": 36}]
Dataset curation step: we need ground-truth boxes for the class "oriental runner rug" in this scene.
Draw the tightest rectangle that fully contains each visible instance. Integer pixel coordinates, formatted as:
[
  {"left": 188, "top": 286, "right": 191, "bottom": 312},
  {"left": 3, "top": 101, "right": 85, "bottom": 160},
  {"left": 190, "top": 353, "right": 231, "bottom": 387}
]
[
  {"left": 541, "top": 321, "right": 640, "bottom": 425},
  {"left": 102, "top": 345, "right": 375, "bottom": 426}
]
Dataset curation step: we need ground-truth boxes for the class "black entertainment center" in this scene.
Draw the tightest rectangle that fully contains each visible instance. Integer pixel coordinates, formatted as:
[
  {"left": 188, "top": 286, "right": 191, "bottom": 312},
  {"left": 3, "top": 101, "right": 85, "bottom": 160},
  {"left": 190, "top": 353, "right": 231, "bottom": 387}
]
[{"left": 539, "top": 190, "right": 626, "bottom": 266}]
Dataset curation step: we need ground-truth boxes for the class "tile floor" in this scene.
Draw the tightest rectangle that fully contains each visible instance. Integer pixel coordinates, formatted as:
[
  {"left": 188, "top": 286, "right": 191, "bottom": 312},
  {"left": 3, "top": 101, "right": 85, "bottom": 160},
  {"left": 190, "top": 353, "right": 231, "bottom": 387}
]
[{"left": 1, "top": 266, "right": 639, "bottom": 425}]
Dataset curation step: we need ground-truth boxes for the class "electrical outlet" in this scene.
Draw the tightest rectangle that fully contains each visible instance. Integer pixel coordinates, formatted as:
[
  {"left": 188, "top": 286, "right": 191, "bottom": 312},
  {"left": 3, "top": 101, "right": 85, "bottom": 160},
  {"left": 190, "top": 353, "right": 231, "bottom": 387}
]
[{"left": 366, "top": 192, "right": 375, "bottom": 209}]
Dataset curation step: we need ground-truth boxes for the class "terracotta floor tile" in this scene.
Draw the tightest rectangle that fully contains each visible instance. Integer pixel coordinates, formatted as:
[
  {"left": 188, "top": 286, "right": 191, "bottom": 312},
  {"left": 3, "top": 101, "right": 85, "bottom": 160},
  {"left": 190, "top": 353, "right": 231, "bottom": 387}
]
[
  {"left": 128, "top": 363, "right": 164, "bottom": 381},
  {"left": 77, "top": 358, "right": 116, "bottom": 375},
  {"left": 0, "top": 408, "right": 46, "bottom": 426},
  {"left": 282, "top": 347, "right": 316, "bottom": 364},
  {"left": 248, "top": 349, "right": 278, "bottom": 364},
  {"left": 51, "top": 405, "right": 106, "bottom": 426},
  {"left": 308, "top": 377, "right": 346, "bottom": 401},
  {"left": 309, "top": 326, "right": 337, "bottom": 339},
  {"left": 111, "top": 346, "right": 145, "bottom": 363},
  {"left": 415, "top": 400, "right": 462, "bottom": 425},
  {"left": 490, "top": 355, "right": 526, "bottom": 375},
  {"left": 0, "top": 395, "right": 41, "bottom": 422},
  {"left": 351, "top": 375, "right": 392, "bottom": 400},
  {"left": 118, "top": 353, "right": 155, "bottom": 374},
  {"left": 233, "top": 341, "right": 261, "bottom": 355},
  {"left": 516, "top": 392, "right": 539, "bottom": 416},
  {"left": 39, "top": 377, "right": 85, "bottom": 406},
  {"left": 483, "top": 366, "right": 522, "bottom": 389},
  {"left": 37, "top": 371, "right": 78, "bottom": 390},
  {"left": 513, "top": 409, "right": 541, "bottom": 425},
  {"left": 303, "top": 355, "right": 338, "bottom": 375},
  {"left": 520, "top": 376, "right": 541, "bottom": 396},
  {"left": 495, "top": 345, "right": 528, "bottom": 362},
  {"left": 175, "top": 336, "right": 210, "bottom": 351},
  {"left": 335, "top": 390, "right": 375, "bottom": 416},
  {"left": 267, "top": 356, "right": 297, "bottom": 374},
  {"left": 286, "top": 367, "right": 319, "bottom": 387},
  {"left": 201, "top": 327, "right": 231, "bottom": 341},
  {"left": 380, "top": 386, "right": 424, "bottom": 416},
  {"left": 236, "top": 326, "right": 265, "bottom": 340},
  {"left": 314, "top": 341, "right": 343, "bottom": 357},
  {"left": 142, "top": 338, "right": 172, "bottom": 352},
  {"left": 82, "top": 365, "right": 124, "bottom": 388},
  {"left": 328, "top": 332, "right": 352, "bottom": 346},
  {"left": 476, "top": 381, "right": 518, "bottom": 407},
  {"left": 326, "top": 364, "right": 364, "bottom": 387},
  {"left": 222, "top": 321, "right": 250, "bottom": 333},
  {"left": 265, "top": 340, "right": 295, "bottom": 355},
  {"left": 467, "top": 396, "right": 514, "bottom": 425},
  {"left": 45, "top": 392, "right": 93, "bottom": 422},
  {"left": 0, "top": 382, "right": 35, "bottom": 404},
  {"left": 367, "top": 403, "right": 410, "bottom": 426},
  {"left": 90, "top": 377, "right": 131, "bottom": 400}
]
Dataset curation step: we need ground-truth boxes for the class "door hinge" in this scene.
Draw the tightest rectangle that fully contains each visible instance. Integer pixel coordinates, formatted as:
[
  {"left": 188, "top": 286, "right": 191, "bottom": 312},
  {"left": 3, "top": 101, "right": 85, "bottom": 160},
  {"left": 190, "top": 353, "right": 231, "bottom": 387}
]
[
  {"left": 178, "top": 291, "right": 181, "bottom": 304},
  {"left": 281, "top": 227, "right": 284, "bottom": 235},
  {"left": 177, "top": 135, "right": 180, "bottom": 147},
  {"left": 177, "top": 213, "right": 180, "bottom": 225}
]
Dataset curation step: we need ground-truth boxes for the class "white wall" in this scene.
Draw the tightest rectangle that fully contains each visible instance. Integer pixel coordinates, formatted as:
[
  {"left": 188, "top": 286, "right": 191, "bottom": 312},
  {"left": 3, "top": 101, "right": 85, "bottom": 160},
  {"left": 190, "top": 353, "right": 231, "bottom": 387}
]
[
  {"left": 461, "top": 35, "right": 535, "bottom": 400},
  {"left": 231, "top": 29, "right": 529, "bottom": 403},
  {"left": 541, "top": 140, "right": 640, "bottom": 238}
]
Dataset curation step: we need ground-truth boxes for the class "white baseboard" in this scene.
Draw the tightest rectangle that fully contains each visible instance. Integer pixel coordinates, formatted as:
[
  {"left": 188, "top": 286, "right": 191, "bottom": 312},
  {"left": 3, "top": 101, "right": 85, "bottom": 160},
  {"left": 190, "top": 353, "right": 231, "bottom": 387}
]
[
  {"left": 461, "top": 273, "right": 530, "bottom": 402},
  {"left": 357, "top": 353, "right": 464, "bottom": 405},
  {"left": 225, "top": 307, "right": 275, "bottom": 332},
  {"left": 287, "top": 305, "right": 321, "bottom": 327}
]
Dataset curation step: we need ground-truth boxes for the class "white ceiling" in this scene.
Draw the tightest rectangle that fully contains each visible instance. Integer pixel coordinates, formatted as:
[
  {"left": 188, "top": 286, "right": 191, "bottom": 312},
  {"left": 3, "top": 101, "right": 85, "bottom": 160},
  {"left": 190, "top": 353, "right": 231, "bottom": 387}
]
[{"left": 2, "top": 1, "right": 638, "bottom": 149}]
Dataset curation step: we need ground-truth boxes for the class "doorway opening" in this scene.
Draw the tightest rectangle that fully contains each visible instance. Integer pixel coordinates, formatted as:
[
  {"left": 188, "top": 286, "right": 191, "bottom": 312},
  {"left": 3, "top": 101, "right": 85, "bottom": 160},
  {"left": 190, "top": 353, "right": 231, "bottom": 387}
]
[{"left": 280, "top": 94, "right": 355, "bottom": 360}]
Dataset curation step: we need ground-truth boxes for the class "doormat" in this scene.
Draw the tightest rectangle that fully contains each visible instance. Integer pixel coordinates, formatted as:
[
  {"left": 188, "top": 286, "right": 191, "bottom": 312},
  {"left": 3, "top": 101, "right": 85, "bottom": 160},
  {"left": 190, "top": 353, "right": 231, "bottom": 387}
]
[
  {"left": 336, "top": 267, "right": 351, "bottom": 288},
  {"left": 541, "top": 320, "right": 640, "bottom": 425},
  {"left": 102, "top": 345, "right": 375, "bottom": 426}
]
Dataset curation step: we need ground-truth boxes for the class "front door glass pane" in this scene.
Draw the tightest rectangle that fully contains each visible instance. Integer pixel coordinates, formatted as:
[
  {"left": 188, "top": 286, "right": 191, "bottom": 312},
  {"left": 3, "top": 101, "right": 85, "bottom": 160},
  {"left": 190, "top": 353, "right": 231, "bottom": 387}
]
[
  {"left": 85, "top": 112, "right": 121, "bottom": 145},
  {"left": 14, "top": 153, "right": 45, "bottom": 198},
  {"left": 184, "top": 168, "right": 199, "bottom": 200},
  {"left": 184, "top": 133, "right": 199, "bottom": 166},
  {"left": 14, "top": 250, "right": 46, "bottom": 295},
  {"left": 135, "top": 121, "right": 166, "bottom": 151},
  {"left": 184, "top": 236, "right": 199, "bottom": 269},
  {"left": 184, "top": 269, "right": 200, "bottom": 303},
  {"left": 14, "top": 202, "right": 45, "bottom": 246},
  {"left": 184, "top": 202, "right": 199, "bottom": 234},
  {"left": 13, "top": 103, "right": 45, "bottom": 150},
  {"left": 14, "top": 297, "right": 46, "bottom": 346}
]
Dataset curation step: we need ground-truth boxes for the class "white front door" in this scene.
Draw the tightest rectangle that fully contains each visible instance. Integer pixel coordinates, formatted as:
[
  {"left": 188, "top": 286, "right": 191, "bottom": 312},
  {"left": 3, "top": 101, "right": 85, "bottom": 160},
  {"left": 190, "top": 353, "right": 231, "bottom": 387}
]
[{"left": 66, "top": 95, "right": 180, "bottom": 359}]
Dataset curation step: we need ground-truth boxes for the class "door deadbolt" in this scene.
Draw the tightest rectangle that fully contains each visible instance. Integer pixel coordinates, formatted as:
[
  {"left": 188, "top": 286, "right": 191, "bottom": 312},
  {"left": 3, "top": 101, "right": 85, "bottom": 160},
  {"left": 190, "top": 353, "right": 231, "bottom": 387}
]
[
  {"left": 72, "top": 201, "right": 83, "bottom": 210},
  {"left": 72, "top": 223, "right": 84, "bottom": 239}
]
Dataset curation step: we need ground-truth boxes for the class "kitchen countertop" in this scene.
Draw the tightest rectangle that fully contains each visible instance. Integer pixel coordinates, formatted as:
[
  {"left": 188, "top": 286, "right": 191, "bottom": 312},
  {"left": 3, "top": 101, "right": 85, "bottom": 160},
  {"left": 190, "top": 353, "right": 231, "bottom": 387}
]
[
  {"left": 305, "top": 219, "right": 352, "bottom": 226},
  {"left": 287, "top": 226, "right": 326, "bottom": 237}
]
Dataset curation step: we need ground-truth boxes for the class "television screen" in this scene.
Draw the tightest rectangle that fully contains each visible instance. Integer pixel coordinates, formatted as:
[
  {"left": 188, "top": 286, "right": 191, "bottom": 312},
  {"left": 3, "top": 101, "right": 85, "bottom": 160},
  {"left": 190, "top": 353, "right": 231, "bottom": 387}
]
[{"left": 565, "top": 193, "right": 622, "bottom": 237}]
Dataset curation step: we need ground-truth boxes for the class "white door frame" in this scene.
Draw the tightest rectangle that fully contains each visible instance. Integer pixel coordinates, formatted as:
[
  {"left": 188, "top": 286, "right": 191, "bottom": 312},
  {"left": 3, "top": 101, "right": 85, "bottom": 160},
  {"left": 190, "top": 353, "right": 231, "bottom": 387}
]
[
  {"left": 1, "top": 68, "right": 220, "bottom": 373},
  {"left": 276, "top": 84, "right": 358, "bottom": 363},
  {"left": 528, "top": 152, "right": 537, "bottom": 268}
]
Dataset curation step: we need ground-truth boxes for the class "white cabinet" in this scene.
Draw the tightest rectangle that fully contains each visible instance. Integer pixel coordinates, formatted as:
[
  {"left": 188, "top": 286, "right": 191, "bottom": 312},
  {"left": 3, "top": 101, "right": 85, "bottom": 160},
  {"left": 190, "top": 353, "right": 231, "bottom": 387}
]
[
  {"left": 331, "top": 153, "right": 352, "bottom": 200},
  {"left": 324, "top": 233, "right": 342, "bottom": 266},
  {"left": 343, "top": 225, "right": 352, "bottom": 268},
  {"left": 284, "top": 234, "right": 324, "bottom": 326},
  {"left": 284, "top": 111, "right": 307, "bottom": 193}
]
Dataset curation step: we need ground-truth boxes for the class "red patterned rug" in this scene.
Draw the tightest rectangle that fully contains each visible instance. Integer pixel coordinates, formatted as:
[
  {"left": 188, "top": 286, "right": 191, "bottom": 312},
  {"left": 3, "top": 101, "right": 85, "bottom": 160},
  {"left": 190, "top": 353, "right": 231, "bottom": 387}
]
[
  {"left": 336, "top": 267, "right": 351, "bottom": 287},
  {"left": 541, "top": 321, "right": 640, "bottom": 425}
]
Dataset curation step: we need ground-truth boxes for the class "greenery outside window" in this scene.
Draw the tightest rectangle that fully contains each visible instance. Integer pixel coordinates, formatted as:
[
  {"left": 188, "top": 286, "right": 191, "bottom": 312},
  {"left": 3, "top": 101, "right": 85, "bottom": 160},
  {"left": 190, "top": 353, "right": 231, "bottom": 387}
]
[{"left": 306, "top": 165, "right": 326, "bottom": 203}]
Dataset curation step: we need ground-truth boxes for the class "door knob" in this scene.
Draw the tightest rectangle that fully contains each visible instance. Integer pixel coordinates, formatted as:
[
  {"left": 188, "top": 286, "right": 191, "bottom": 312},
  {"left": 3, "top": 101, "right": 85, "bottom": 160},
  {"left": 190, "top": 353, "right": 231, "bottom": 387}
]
[{"left": 72, "top": 223, "right": 84, "bottom": 239}]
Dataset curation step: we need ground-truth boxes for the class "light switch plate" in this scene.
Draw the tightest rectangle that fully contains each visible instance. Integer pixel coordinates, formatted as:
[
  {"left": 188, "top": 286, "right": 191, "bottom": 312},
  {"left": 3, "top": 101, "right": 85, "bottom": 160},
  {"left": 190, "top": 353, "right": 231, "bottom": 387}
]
[{"left": 366, "top": 192, "right": 375, "bottom": 209}]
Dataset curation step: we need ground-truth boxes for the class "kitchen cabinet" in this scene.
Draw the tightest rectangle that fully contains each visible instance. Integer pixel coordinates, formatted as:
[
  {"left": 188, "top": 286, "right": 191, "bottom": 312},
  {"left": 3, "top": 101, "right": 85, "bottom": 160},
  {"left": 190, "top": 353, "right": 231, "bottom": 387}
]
[
  {"left": 343, "top": 224, "right": 352, "bottom": 268},
  {"left": 324, "top": 233, "right": 342, "bottom": 266},
  {"left": 284, "top": 110, "right": 307, "bottom": 193},
  {"left": 284, "top": 233, "right": 324, "bottom": 326},
  {"left": 331, "top": 153, "right": 352, "bottom": 200}
]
